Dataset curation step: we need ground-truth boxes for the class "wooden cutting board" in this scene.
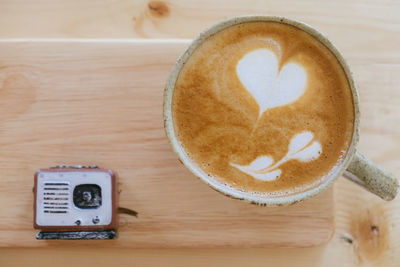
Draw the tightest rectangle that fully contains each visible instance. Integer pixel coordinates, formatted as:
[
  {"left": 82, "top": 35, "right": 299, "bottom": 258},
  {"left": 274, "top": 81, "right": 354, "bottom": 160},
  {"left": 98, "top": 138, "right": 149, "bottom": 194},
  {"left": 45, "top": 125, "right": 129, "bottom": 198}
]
[{"left": 0, "top": 39, "right": 333, "bottom": 248}]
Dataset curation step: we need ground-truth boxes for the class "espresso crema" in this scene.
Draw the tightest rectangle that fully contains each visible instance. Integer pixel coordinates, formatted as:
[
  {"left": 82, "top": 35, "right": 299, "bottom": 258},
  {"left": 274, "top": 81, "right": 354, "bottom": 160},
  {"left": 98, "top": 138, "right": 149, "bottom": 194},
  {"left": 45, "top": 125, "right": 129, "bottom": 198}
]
[{"left": 172, "top": 21, "right": 354, "bottom": 195}]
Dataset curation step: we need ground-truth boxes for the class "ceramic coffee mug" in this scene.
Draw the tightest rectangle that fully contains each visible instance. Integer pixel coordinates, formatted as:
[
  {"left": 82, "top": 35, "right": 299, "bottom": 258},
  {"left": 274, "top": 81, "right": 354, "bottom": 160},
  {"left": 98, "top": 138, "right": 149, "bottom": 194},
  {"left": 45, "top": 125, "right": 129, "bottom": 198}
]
[{"left": 163, "top": 15, "right": 399, "bottom": 205}]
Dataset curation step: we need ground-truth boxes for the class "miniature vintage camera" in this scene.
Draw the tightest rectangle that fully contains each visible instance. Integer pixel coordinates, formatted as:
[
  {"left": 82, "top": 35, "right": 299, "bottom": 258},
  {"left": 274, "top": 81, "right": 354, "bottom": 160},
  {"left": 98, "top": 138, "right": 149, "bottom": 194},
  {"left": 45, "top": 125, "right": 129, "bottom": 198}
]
[{"left": 33, "top": 165, "right": 118, "bottom": 239}]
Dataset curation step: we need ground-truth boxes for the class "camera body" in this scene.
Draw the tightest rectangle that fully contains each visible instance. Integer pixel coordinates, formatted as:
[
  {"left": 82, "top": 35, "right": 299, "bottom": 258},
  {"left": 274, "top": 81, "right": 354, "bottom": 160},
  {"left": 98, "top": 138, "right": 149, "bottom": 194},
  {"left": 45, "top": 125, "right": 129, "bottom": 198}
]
[{"left": 34, "top": 166, "right": 118, "bottom": 231}]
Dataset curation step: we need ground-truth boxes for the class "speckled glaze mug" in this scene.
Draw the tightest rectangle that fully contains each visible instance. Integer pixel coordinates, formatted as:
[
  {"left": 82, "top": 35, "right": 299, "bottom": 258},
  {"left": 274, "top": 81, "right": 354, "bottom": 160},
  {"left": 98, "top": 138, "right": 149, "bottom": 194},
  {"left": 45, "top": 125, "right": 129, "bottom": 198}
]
[{"left": 163, "top": 15, "right": 399, "bottom": 205}]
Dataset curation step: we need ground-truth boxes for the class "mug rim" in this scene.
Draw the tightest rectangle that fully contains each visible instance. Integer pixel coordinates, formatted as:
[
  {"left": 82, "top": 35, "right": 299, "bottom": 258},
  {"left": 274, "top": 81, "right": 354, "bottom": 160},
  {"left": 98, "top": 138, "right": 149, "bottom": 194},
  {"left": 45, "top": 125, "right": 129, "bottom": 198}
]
[{"left": 163, "top": 15, "right": 360, "bottom": 205}]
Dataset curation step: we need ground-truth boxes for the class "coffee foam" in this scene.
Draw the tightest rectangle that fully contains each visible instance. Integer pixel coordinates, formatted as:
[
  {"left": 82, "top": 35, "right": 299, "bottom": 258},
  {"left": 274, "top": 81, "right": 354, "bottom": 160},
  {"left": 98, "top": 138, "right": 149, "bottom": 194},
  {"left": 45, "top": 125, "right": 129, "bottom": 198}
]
[
  {"left": 230, "top": 131, "right": 322, "bottom": 182},
  {"left": 236, "top": 48, "right": 307, "bottom": 118},
  {"left": 172, "top": 21, "right": 354, "bottom": 196}
]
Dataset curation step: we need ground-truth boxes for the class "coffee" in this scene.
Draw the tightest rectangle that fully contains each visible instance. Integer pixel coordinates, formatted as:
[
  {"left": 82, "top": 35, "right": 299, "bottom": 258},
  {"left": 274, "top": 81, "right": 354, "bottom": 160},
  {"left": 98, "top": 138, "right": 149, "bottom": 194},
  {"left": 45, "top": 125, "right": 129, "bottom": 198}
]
[{"left": 172, "top": 21, "right": 354, "bottom": 196}]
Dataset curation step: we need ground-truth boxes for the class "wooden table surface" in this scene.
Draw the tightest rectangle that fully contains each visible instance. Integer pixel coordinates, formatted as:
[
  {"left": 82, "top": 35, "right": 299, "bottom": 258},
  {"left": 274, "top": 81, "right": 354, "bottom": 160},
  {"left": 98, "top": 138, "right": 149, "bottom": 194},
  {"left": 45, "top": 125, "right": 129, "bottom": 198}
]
[
  {"left": 0, "top": 39, "right": 334, "bottom": 248},
  {"left": 0, "top": 0, "right": 399, "bottom": 266}
]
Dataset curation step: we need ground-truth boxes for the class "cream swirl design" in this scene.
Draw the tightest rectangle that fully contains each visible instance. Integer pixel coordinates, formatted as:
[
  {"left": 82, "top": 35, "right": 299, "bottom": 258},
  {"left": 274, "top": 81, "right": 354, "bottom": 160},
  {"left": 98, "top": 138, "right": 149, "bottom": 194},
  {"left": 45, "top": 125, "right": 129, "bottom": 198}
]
[
  {"left": 231, "top": 131, "right": 322, "bottom": 181},
  {"left": 236, "top": 48, "right": 307, "bottom": 119},
  {"left": 232, "top": 48, "right": 321, "bottom": 181}
]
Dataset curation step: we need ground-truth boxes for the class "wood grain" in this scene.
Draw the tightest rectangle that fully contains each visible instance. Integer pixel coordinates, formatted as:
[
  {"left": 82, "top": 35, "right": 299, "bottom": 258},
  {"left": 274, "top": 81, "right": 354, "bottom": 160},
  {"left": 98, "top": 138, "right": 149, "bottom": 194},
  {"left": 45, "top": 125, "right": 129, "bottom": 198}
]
[
  {"left": 0, "top": 40, "right": 334, "bottom": 248},
  {"left": 0, "top": 0, "right": 400, "bottom": 266},
  {"left": 1, "top": 0, "right": 400, "bottom": 70},
  {"left": 0, "top": 0, "right": 399, "bottom": 45}
]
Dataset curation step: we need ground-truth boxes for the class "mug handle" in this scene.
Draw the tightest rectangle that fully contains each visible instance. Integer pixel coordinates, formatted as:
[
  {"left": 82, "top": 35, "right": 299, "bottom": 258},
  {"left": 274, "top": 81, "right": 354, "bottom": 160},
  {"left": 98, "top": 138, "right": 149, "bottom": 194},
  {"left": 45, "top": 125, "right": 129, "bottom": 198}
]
[{"left": 343, "top": 152, "right": 399, "bottom": 200}]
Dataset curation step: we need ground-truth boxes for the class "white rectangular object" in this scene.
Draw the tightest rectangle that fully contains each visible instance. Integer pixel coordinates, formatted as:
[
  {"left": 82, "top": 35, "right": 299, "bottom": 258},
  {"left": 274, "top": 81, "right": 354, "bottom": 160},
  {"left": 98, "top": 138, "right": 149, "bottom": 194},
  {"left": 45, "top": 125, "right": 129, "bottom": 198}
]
[{"left": 35, "top": 170, "right": 112, "bottom": 227}]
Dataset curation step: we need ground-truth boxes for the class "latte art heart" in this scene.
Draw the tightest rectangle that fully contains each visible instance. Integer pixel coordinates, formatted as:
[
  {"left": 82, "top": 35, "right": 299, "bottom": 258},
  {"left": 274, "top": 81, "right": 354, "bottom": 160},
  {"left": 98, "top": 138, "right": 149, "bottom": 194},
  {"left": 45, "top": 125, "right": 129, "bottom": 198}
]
[
  {"left": 236, "top": 48, "right": 307, "bottom": 118},
  {"left": 232, "top": 49, "right": 320, "bottom": 182}
]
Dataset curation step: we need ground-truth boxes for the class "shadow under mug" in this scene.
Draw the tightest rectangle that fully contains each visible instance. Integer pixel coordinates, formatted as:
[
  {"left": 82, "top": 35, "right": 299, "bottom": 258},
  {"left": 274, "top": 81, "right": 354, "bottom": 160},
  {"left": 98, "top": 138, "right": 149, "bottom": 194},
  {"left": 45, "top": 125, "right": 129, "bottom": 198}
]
[{"left": 163, "top": 15, "right": 399, "bottom": 205}]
